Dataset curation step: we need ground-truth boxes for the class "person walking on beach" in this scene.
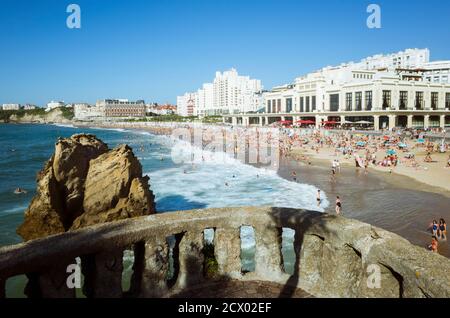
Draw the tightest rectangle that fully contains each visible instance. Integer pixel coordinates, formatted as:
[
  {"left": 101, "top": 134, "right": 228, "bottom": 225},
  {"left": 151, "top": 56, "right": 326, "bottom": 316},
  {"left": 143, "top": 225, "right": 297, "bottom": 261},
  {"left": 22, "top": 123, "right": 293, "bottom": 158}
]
[
  {"left": 438, "top": 219, "right": 447, "bottom": 240},
  {"left": 335, "top": 196, "right": 342, "bottom": 215},
  {"left": 431, "top": 220, "right": 439, "bottom": 237}
]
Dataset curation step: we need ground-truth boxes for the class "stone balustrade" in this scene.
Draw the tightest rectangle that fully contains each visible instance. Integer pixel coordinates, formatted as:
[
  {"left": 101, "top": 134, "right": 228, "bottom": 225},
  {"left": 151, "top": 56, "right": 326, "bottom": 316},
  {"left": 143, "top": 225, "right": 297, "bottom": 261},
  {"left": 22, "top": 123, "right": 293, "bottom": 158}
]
[{"left": 0, "top": 207, "right": 449, "bottom": 298}]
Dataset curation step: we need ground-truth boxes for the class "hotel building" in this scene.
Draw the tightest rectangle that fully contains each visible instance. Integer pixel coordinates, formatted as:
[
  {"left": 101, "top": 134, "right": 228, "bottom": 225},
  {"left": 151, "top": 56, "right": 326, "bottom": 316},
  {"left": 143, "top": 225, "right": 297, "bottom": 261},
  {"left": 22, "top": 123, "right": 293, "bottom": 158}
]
[
  {"left": 96, "top": 99, "right": 146, "bottom": 118},
  {"left": 223, "top": 49, "right": 450, "bottom": 129},
  {"left": 177, "top": 68, "right": 263, "bottom": 117}
]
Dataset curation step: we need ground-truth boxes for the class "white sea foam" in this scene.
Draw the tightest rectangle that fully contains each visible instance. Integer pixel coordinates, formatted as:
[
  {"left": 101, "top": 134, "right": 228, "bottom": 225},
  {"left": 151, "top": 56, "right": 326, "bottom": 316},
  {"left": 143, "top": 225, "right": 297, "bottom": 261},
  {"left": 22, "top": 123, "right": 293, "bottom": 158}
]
[
  {"left": 147, "top": 137, "right": 329, "bottom": 212},
  {"left": 53, "top": 124, "right": 76, "bottom": 128}
]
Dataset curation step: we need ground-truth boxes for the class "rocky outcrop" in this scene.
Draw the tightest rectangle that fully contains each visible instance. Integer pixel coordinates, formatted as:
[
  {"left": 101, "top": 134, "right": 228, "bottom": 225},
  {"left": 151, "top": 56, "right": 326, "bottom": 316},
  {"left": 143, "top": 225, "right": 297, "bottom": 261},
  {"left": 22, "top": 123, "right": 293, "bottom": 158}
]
[
  {"left": 8, "top": 108, "right": 72, "bottom": 124},
  {"left": 17, "top": 134, "right": 156, "bottom": 241}
]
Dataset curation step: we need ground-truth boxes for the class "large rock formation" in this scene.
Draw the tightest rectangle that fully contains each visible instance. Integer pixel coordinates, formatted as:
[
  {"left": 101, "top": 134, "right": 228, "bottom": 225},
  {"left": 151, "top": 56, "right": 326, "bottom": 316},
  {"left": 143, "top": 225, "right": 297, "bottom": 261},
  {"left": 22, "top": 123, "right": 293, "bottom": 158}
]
[{"left": 17, "top": 134, "right": 156, "bottom": 241}]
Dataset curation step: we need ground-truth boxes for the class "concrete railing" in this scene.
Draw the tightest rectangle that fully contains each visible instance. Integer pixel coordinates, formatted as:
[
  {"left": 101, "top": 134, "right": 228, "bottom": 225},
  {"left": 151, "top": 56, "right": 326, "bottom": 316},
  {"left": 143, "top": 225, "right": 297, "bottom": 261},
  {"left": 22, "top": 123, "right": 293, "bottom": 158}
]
[{"left": 0, "top": 207, "right": 449, "bottom": 298}]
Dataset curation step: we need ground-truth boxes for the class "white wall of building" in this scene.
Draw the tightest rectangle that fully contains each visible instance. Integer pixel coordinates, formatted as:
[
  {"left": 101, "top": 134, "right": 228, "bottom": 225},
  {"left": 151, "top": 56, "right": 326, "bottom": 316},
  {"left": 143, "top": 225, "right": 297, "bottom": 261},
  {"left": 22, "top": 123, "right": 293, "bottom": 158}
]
[
  {"left": 46, "top": 101, "right": 65, "bottom": 112},
  {"left": 177, "top": 68, "right": 262, "bottom": 116},
  {"left": 2, "top": 104, "right": 21, "bottom": 110}
]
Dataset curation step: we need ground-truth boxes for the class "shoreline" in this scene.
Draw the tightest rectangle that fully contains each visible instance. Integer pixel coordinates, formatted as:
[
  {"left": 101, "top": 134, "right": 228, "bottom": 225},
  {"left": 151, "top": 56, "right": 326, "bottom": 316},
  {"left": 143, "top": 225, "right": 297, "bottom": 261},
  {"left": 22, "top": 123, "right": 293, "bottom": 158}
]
[{"left": 76, "top": 121, "right": 450, "bottom": 195}]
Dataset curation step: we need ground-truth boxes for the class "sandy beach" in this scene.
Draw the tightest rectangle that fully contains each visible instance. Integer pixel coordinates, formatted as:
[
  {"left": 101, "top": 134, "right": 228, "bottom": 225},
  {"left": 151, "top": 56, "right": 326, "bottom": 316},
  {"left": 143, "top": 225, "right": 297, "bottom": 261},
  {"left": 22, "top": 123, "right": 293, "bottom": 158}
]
[{"left": 290, "top": 142, "right": 450, "bottom": 195}]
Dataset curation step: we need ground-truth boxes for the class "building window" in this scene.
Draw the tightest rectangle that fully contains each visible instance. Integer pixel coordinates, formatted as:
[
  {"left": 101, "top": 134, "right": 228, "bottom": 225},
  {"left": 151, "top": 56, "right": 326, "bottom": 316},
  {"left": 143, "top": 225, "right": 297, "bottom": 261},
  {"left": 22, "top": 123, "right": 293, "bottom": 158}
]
[
  {"left": 365, "top": 91, "right": 372, "bottom": 111},
  {"left": 286, "top": 98, "right": 293, "bottom": 113},
  {"left": 446, "top": 93, "right": 450, "bottom": 110},
  {"left": 267, "top": 100, "right": 271, "bottom": 113},
  {"left": 312, "top": 96, "right": 316, "bottom": 111},
  {"left": 306, "top": 96, "right": 310, "bottom": 112},
  {"left": 399, "top": 91, "right": 408, "bottom": 110},
  {"left": 382, "top": 90, "right": 391, "bottom": 110},
  {"left": 300, "top": 97, "right": 304, "bottom": 112},
  {"left": 415, "top": 92, "right": 424, "bottom": 110},
  {"left": 346, "top": 93, "right": 352, "bottom": 111},
  {"left": 330, "top": 94, "right": 339, "bottom": 112},
  {"left": 277, "top": 99, "right": 281, "bottom": 113},
  {"left": 355, "top": 92, "right": 362, "bottom": 111},
  {"left": 431, "top": 92, "right": 438, "bottom": 110}
]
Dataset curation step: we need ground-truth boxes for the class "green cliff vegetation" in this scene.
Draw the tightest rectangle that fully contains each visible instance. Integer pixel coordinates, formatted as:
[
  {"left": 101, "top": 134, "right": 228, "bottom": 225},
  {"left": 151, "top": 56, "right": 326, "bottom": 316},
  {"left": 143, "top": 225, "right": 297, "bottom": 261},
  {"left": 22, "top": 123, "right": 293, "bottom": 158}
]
[{"left": 0, "top": 107, "right": 74, "bottom": 122}]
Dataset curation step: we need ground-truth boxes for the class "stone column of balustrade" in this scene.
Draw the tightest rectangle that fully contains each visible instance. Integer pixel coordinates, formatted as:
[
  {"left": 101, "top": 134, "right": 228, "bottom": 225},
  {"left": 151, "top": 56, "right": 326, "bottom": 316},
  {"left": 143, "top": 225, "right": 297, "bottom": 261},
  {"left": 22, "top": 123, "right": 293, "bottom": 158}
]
[
  {"left": 0, "top": 278, "right": 4, "bottom": 298},
  {"left": 38, "top": 261, "right": 76, "bottom": 298},
  {"left": 254, "top": 225, "right": 283, "bottom": 281},
  {"left": 139, "top": 237, "right": 170, "bottom": 297},
  {"left": 214, "top": 227, "right": 241, "bottom": 278},
  {"left": 174, "top": 230, "right": 205, "bottom": 290},
  {"left": 83, "top": 250, "right": 124, "bottom": 298}
]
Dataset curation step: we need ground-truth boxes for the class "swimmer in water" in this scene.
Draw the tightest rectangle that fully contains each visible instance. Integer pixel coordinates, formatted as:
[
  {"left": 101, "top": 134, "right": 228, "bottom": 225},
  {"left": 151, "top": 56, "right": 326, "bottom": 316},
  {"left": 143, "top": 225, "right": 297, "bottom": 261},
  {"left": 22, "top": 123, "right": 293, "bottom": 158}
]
[
  {"left": 335, "top": 196, "right": 342, "bottom": 215},
  {"left": 225, "top": 182, "right": 229, "bottom": 186},
  {"left": 291, "top": 171, "right": 297, "bottom": 182}
]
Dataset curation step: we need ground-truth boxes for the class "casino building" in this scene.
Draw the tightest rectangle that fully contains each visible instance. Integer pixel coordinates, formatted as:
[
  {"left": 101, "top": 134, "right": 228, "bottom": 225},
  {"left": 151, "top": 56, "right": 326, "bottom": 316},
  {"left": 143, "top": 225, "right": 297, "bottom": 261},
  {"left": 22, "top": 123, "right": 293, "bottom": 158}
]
[{"left": 223, "top": 49, "right": 450, "bottom": 130}]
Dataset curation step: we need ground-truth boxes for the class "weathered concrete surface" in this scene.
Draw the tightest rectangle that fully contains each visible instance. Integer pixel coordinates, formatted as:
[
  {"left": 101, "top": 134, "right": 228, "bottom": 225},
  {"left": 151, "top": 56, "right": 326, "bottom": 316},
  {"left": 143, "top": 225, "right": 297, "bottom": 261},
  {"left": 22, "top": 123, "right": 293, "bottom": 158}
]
[
  {"left": 17, "top": 134, "right": 155, "bottom": 241},
  {"left": 2, "top": 207, "right": 450, "bottom": 298}
]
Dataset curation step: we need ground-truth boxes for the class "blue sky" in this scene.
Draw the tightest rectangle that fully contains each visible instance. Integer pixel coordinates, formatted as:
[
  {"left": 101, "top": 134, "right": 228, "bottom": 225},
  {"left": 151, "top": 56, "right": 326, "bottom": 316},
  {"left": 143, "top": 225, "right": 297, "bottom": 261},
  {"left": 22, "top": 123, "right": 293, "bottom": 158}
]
[{"left": 0, "top": 0, "right": 449, "bottom": 106}]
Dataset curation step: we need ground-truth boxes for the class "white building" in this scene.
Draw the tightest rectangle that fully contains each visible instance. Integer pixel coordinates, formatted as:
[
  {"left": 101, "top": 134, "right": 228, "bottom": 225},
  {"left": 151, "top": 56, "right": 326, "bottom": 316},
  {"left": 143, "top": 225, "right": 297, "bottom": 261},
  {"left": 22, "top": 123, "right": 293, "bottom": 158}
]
[
  {"left": 224, "top": 49, "right": 450, "bottom": 130},
  {"left": 423, "top": 61, "right": 450, "bottom": 84},
  {"left": 46, "top": 101, "right": 65, "bottom": 112},
  {"left": 356, "top": 48, "right": 430, "bottom": 70},
  {"left": 177, "top": 68, "right": 262, "bottom": 116},
  {"left": 177, "top": 93, "right": 198, "bottom": 117},
  {"left": 2, "top": 104, "right": 21, "bottom": 110},
  {"left": 73, "top": 103, "right": 104, "bottom": 121},
  {"left": 23, "top": 104, "right": 37, "bottom": 110}
]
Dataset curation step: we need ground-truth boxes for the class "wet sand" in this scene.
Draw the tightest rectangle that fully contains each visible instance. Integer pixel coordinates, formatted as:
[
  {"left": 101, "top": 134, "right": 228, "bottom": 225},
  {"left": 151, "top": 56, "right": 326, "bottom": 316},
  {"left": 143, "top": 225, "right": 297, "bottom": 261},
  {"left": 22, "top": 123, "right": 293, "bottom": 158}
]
[{"left": 278, "top": 156, "right": 450, "bottom": 258}]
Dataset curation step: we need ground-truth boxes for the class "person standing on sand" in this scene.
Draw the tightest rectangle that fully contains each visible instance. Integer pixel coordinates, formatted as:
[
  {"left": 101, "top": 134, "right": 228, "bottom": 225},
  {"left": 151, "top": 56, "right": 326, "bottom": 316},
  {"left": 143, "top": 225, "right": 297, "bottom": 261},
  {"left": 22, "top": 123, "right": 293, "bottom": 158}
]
[
  {"left": 335, "top": 196, "right": 342, "bottom": 215},
  {"left": 439, "top": 219, "right": 447, "bottom": 240}
]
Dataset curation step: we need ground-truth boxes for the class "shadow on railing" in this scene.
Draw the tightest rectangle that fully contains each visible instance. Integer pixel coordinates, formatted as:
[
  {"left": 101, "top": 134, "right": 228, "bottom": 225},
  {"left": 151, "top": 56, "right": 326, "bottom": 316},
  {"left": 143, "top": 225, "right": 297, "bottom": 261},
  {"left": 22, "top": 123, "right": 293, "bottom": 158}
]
[{"left": 0, "top": 206, "right": 449, "bottom": 298}]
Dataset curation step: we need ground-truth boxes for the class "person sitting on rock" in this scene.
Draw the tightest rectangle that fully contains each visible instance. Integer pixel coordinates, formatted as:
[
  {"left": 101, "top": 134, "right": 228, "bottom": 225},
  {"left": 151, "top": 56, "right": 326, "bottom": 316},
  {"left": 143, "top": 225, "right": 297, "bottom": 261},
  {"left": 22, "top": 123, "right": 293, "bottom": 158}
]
[{"left": 428, "top": 236, "right": 438, "bottom": 253}]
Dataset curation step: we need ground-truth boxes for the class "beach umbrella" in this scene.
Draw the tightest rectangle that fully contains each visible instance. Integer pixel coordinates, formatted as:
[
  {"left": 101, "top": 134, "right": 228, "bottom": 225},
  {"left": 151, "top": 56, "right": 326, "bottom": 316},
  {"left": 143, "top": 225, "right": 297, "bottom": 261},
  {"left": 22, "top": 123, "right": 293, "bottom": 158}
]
[
  {"left": 417, "top": 138, "right": 425, "bottom": 144},
  {"left": 383, "top": 135, "right": 390, "bottom": 140},
  {"left": 398, "top": 143, "right": 407, "bottom": 148},
  {"left": 356, "top": 141, "right": 366, "bottom": 146},
  {"left": 386, "top": 149, "right": 397, "bottom": 155}
]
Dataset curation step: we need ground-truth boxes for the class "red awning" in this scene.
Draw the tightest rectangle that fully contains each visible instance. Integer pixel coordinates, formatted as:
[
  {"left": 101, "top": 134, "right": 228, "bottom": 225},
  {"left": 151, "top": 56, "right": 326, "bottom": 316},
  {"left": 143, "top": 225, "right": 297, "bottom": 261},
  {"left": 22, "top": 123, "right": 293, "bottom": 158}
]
[
  {"left": 296, "top": 120, "right": 315, "bottom": 124},
  {"left": 323, "top": 121, "right": 339, "bottom": 125},
  {"left": 278, "top": 120, "right": 293, "bottom": 124}
]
